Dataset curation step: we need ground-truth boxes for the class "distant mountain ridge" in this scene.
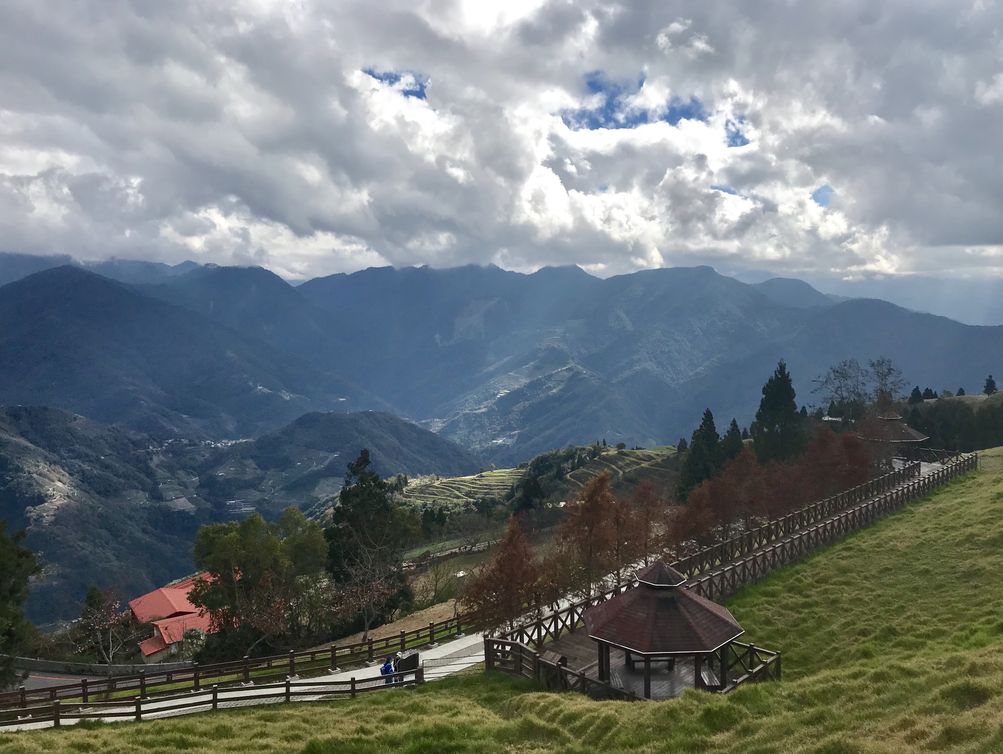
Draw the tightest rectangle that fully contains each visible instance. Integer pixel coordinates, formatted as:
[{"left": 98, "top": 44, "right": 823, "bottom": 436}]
[
  {"left": 0, "top": 406, "right": 477, "bottom": 623},
  {"left": 1, "top": 258, "right": 1001, "bottom": 463}
]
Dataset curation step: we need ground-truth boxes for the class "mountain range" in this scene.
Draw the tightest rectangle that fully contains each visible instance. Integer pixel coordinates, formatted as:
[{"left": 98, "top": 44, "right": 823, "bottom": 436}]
[{"left": 2, "top": 257, "right": 1002, "bottom": 465}]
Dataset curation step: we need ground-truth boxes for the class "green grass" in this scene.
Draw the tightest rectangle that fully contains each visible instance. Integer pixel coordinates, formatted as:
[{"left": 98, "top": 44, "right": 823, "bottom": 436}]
[{"left": 8, "top": 449, "right": 1003, "bottom": 753}]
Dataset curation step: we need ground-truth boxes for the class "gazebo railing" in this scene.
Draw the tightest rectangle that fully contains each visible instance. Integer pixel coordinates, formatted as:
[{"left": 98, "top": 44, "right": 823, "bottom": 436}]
[{"left": 720, "top": 641, "right": 782, "bottom": 691}]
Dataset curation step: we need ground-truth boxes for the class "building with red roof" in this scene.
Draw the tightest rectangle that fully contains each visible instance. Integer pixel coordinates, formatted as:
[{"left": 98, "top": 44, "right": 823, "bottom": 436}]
[{"left": 129, "top": 574, "right": 215, "bottom": 663}]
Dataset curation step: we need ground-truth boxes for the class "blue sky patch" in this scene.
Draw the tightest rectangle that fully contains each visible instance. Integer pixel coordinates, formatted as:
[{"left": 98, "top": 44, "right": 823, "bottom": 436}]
[
  {"left": 811, "top": 184, "right": 835, "bottom": 207},
  {"left": 711, "top": 184, "right": 738, "bottom": 195},
  {"left": 363, "top": 67, "right": 427, "bottom": 99},
  {"left": 563, "top": 71, "right": 708, "bottom": 130},
  {"left": 725, "top": 117, "right": 750, "bottom": 147}
]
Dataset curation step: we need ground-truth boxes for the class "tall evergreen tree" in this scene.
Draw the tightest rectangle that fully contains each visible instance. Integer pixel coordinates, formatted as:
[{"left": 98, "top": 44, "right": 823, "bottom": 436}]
[
  {"left": 985, "top": 374, "right": 998, "bottom": 396},
  {"left": 751, "top": 360, "right": 806, "bottom": 463},
  {"left": 720, "top": 418, "right": 744, "bottom": 463},
  {"left": 908, "top": 386, "right": 923, "bottom": 404},
  {"left": 0, "top": 524, "right": 36, "bottom": 688},
  {"left": 677, "top": 408, "right": 720, "bottom": 499},
  {"left": 958, "top": 387, "right": 966, "bottom": 396}
]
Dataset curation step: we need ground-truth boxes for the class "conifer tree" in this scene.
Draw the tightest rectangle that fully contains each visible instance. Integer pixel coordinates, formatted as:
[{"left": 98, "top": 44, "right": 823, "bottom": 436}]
[
  {"left": 677, "top": 409, "right": 720, "bottom": 499},
  {"left": 908, "top": 386, "right": 923, "bottom": 404},
  {"left": 985, "top": 374, "right": 998, "bottom": 396},
  {"left": 720, "top": 418, "right": 744, "bottom": 463},
  {"left": 460, "top": 515, "right": 539, "bottom": 629},
  {"left": 751, "top": 360, "right": 806, "bottom": 463},
  {"left": 958, "top": 387, "right": 966, "bottom": 396},
  {"left": 1, "top": 524, "right": 36, "bottom": 688}
]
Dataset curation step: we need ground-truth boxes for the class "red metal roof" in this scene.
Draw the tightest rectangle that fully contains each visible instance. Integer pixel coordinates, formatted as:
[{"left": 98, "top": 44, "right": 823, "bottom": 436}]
[
  {"left": 584, "top": 562, "right": 744, "bottom": 654},
  {"left": 128, "top": 575, "right": 205, "bottom": 623}
]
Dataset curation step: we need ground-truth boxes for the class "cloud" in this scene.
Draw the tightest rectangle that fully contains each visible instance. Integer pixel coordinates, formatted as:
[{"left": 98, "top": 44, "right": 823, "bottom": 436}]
[{"left": 0, "top": 0, "right": 1001, "bottom": 280}]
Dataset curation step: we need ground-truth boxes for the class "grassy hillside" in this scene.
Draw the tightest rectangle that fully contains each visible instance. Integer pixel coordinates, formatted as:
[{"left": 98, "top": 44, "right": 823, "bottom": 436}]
[
  {"left": 8, "top": 450, "right": 1001, "bottom": 753},
  {"left": 400, "top": 468, "right": 524, "bottom": 511}
]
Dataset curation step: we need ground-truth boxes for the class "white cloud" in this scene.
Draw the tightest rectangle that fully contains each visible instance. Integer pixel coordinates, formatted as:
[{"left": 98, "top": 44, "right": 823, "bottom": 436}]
[{"left": 0, "top": 0, "right": 1001, "bottom": 279}]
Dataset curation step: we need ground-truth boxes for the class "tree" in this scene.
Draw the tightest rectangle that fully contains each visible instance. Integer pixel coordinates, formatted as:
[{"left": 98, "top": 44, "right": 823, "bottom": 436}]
[
  {"left": 985, "top": 375, "right": 998, "bottom": 396},
  {"left": 0, "top": 524, "right": 36, "bottom": 689},
  {"left": 813, "top": 359, "right": 869, "bottom": 418},
  {"left": 630, "top": 480, "right": 666, "bottom": 565},
  {"left": 869, "top": 357, "right": 905, "bottom": 409},
  {"left": 720, "top": 419, "right": 744, "bottom": 463},
  {"left": 460, "top": 515, "right": 539, "bottom": 630},
  {"left": 922, "top": 387, "right": 937, "bottom": 400},
  {"left": 677, "top": 409, "right": 720, "bottom": 499},
  {"left": 75, "top": 587, "right": 141, "bottom": 665},
  {"left": 190, "top": 508, "right": 329, "bottom": 656},
  {"left": 559, "top": 473, "right": 617, "bottom": 596},
  {"left": 325, "top": 450, "right": 413, "bottom": 639},
  {"left": 751, "top": 361, "right": 806, "bottom": 463},
  {"left": 908, "top": 386, "right": 923, "bottom": 404},
  {"left": 958, "top": 387, "right": 967, "bottom": 396},
  {"left": 676, "top": 437, "right": 688, "bottom": 453}
]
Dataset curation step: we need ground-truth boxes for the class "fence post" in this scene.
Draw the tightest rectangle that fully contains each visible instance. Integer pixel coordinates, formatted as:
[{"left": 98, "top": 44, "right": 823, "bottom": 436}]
[
  {"left": 484, "top": 637, "right": 494, "bottom": 671},
  {"left": 400, "top": 630, "right": 406, "bottom": 653},
  {"left": 19, "top": 685, "right": 26, "bottom": 710},
  {"left": 350, "top": 677, "right": 356, "bottom": 698},
  {"left": 193, "top": 662, "right": 201, "bottom": 692},
  {"left": 455, "top": 616, "right": 463, "bottom": 637},
  {"left": 139, "top": 670, "right": 146, "bottom": 699},
  {"left": 416, "top": 667, "right": 425, "bottom": 685},
  {"left": 367, "top": 638, "right": 374, "bottom": 664},
  {"left": 81, "top": 678, "right": 88, "bottom": 704},
  {"left": 134, "top": 695, "right": 142, "bottom": 723},
  {"left": 212, "top": 684, "right": 219, "bottom": 711},
  {"left": 429, "top": 622, "right": 438, "bottom": 647},
  {"left": 534, "top": 652, "right": 541, "bottom": 682},
  {"left": 289, "top": 650, "right": 296, "bottom": 678},
  {"left": 330, "top": 645, "right": 340, "bottom": 673},
  {"left": 53, "top": 699, "right": 61, "bottom": 728},
  {"left": 285, "top": 676, "right": 292, "bottom": 703},
  {"left": 243, "top": 655, "right": 251, "bottom": 684}
]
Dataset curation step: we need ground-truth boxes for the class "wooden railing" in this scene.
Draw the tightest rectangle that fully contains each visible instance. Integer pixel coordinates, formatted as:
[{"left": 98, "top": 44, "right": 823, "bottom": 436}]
[
  {"left": 0, "top": 616, "right": 463, "bottom": 711},
  {"left": 483, "top": 637, "right": 635, "bottom": 700},
  {"left": 671, "top": 461, "right": 921, "bottom": 580},
  {"left": 687, "top": 453, "right": 977, "bottom": 602},
  {"left": 720, "top": 641, "right": 782, "bottom": 691},
  {"left": 0, "top": 668, "right": 424, "bottom": 729}
]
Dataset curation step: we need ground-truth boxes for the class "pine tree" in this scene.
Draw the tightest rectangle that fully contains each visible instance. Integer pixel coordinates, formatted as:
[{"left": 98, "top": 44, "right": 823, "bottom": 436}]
[
  {"left": 460, "top": 515, "right": 539, "bottom": 629},
  {"left": 677, "top": 409, "right": 720, "bottom": 499},
  {"left": 958, "top": 387, "right": 966, "bottom": 396},
  {"left": 922, "top": 387, "right": 937, "bottom": 400},
  {"left": 720, "top": 418, "right": 744, "bottom": 463},
  {"left": 908, "top": 386, "right": 923, "bottom": 404},
  {"left": 1, "top": 523, "right": 37, "bottom": 688},
  {"left": 751, "top": 360, "right": 806, "bottom": 463},
  {"left": 985, "top": 375, "right": 998, "bottom": 396},
  {"left": 676, "top": 437, "right": 688, "bottom": 453}
]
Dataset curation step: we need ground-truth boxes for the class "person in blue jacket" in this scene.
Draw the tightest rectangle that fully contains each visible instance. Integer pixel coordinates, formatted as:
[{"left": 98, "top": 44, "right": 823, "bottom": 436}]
[{"left": 380, "top": 655, "right": 395, "bottom": 685}]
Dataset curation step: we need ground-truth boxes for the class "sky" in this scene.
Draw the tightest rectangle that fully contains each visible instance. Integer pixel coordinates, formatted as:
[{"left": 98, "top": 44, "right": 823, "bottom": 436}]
[{"left": 2, "top": 1, "right": 1003, "bottom": 281}]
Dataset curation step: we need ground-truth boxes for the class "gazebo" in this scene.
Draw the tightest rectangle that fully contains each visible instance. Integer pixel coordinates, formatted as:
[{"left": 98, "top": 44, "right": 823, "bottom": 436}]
[
  {"left": 582, "top": 562, "right": 745, "bottom": 699},
  {"left": 856, "top": 413, "right": 929, "bottom": 464}
]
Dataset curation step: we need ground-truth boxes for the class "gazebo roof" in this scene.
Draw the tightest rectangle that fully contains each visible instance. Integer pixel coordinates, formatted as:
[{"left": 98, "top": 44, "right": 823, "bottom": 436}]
[
  {"left": 583, "top": 562, "right": 744, "bottom": 655},
  {"left": 857, "top": 417, "right": 929, "bottom": 444}
]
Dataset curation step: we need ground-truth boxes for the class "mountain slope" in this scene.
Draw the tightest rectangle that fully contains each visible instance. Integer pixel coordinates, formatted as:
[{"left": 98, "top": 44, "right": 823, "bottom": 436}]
[
  {"left": 0, "top": 406, "right": 478, "bottom": 623},
  {"left": 0, "top": 266, "right": 370, "bottom": 438}
]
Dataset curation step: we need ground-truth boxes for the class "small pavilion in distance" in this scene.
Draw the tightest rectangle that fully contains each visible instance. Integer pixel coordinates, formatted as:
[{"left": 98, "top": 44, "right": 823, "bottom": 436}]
[{"left": 545, "top": 562, "right": 746, "bottom": 699}]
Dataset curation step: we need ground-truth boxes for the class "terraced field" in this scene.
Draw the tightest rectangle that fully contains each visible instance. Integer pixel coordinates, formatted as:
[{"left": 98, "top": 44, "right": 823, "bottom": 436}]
[
  {"left": 400, "top": 467, "right": 524, "bottom": 510},
  {"left": 561, "top": 446, "right": 678, "bottom": 500}
]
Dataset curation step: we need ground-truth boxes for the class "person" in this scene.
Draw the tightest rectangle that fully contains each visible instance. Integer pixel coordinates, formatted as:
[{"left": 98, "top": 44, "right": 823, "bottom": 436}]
[
  {"left": 394, "top": 652, "right": 403, "bottom": 682},
  {"left": 380, "top": 655, "right": 394, "bottom": 685}
]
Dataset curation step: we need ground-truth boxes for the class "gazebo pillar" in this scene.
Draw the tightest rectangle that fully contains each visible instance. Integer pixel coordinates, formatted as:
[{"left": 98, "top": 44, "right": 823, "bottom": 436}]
[
  {"left": 693, "top": 653, "right": 703, "bottom": 690},
  {"left": 719, "top": 644, "right": 730, "bottom": 690},
  {"left": 596, "top": 641, "right": 611, "bottom": 682},
  {"left": 643, "top": 656, "right": 651, "bottom": 699}
]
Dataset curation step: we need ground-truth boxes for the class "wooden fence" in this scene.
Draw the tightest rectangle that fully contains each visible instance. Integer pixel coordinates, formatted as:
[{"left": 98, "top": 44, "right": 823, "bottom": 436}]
[
  {"left": 0, "top": 668, "right": 424, "bottom": 730},
  {"left": 487, "top": 452, "right": 975, "bottom": 699},
  {"left": 484, "top": 637, "right": 634, "bottom": 700},
  {"left": 0, "top": 616, "right": 463, "bottom": 712},
  {"left": 687, "top": 453, "right": 977, "bottom": 602}
]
